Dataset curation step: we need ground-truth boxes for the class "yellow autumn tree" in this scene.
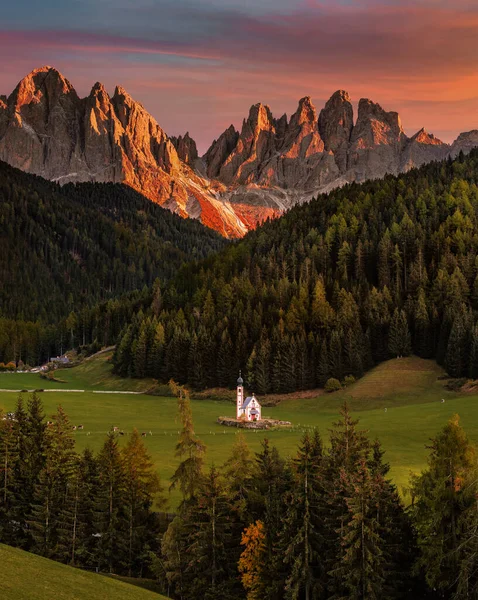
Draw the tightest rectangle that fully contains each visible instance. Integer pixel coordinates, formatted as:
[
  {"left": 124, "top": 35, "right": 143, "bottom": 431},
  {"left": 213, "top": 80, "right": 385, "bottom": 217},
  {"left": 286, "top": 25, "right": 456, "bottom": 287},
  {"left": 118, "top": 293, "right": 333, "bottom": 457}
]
[{"left": 238, "top": 520, "right": 266, "bottom": 600}]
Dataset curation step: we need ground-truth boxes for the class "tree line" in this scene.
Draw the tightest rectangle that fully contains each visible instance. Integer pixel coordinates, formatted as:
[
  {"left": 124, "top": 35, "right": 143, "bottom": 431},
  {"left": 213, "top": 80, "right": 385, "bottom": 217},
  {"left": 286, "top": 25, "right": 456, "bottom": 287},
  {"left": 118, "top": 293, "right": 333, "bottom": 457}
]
[
  {"left": 113, "top": 150, "right": 478, "bottom": 390},
  {"left": 3, "top": 388, "right": 478, "bottom": 599}
]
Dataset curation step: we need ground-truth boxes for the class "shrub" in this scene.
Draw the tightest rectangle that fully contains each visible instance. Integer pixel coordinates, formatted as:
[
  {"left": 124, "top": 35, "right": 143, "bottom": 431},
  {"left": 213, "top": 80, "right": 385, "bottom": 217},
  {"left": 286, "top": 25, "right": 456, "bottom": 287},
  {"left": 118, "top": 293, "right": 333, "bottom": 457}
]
[
  {"left": 344, "top": 375, "right": 356, "bottom": 387},
  {"left": 6, "top": 362, "right": 16, "bottom": 372},
  {"left": 325, "top": 378, "right": 342, "bottom": 393}
]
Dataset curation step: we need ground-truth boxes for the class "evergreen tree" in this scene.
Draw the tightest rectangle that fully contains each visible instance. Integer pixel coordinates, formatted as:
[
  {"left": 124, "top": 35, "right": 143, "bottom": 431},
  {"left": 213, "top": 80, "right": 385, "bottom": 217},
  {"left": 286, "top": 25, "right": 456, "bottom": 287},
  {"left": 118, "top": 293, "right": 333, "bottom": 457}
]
[
  {"left": 282, "top": 432, "right": 324, "bottom": 600},
  {"left": 122, "top": 428, "right": 163, "bottom": 576},
  {"left": 388, "top": 309, "right": 411, "bottom": 358},
  {"left": 410, "top": 415, "right": 476, "bottom": 596},
  {"left": 95, "top": 431, "right": 127, "bottom": 573},
  {"left": 169, "top": 381, "right": 206, "bottom": 502},
  {"left": 29, "top": 406, "right": 76, "bottom": 558}
]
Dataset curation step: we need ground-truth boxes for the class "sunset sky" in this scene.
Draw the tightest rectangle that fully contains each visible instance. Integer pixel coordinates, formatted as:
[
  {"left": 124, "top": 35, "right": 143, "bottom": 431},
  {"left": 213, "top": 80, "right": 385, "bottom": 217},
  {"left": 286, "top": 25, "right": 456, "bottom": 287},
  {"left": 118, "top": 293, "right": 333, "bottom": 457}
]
[{"left": 1, "top": 0, "right": 478, "bottom": 153}]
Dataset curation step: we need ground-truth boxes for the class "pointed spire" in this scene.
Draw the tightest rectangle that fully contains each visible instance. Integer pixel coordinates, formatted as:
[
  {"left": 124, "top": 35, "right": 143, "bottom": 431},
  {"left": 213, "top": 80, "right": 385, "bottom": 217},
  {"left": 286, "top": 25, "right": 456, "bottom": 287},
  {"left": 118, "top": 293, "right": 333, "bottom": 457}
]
[{"left": 237, "top": 370, "right": 244, "bottom": 386}]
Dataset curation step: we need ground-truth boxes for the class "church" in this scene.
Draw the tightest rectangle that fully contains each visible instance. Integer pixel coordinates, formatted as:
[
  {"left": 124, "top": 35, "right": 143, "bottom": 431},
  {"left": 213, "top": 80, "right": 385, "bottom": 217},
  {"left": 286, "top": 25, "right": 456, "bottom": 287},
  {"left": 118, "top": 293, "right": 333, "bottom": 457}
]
[{"left": 236, "top": 372, "right": 262, "bottom": 421}]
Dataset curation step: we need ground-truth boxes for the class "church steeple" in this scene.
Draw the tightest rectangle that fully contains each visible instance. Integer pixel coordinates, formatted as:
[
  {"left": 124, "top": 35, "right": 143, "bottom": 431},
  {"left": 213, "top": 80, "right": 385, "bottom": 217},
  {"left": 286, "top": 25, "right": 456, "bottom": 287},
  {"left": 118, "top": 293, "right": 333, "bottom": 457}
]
[{"left": 236, "top": 370, "right": 244, "bottom": 419}]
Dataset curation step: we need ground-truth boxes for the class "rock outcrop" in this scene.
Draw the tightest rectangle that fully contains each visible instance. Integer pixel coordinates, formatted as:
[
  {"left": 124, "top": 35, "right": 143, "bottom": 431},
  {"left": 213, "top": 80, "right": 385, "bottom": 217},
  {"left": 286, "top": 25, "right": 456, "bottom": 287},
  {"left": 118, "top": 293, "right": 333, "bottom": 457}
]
[
  {"left": 400, "top": 128, "right": 449, "bottom": 172},
  {"left": 1, "top": 66, "right": 478, "bottom": 239},
  {"left": 347, "top": 98, "right": 407, "bottom": 182},
  {"left": 170, "top": 132, "right": 198, "bottom": 166},
  {"left": 318, "top": 90, "right": 353, "bottom": 172},
  {"left": 450, "top": 131, "right": 478, "bottom": 159}
]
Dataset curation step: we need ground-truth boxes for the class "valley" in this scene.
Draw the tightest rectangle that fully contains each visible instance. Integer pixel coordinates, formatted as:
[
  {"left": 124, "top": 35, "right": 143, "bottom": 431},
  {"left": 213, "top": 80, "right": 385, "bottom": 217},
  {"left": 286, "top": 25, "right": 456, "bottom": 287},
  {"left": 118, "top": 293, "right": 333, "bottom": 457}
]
[{"left": 0, "top": 353, "right": 474, "bottom": 506}]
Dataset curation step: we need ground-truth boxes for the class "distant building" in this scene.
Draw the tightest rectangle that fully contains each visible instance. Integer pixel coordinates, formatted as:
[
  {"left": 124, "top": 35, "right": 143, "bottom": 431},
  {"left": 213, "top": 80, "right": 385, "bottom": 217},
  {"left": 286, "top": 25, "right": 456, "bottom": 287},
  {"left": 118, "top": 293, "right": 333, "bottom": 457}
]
[
  {"left": 236, "top": 372, "right": 262, "bottom": 421},
  {"left": 50, "top": 355, "right": 69, "bottom": 365}
]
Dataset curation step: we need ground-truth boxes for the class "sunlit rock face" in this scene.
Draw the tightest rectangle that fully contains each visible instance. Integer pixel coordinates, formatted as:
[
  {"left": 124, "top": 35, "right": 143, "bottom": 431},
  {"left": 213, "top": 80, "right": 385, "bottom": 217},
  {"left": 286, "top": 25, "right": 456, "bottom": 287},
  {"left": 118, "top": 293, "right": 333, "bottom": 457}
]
[
  {"left": 1, "top": 67, "right": 477, "bottom": 238},
  {"left": 0, "top": 66, "right": 249, "bottom": 238}
]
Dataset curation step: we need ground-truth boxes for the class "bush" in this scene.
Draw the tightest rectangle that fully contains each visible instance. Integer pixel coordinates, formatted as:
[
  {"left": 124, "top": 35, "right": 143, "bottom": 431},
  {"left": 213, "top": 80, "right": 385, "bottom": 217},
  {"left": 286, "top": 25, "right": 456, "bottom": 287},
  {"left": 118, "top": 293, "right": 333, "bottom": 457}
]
[
  {"left": 343, "top": 375, "right": 356, "bottom": 387},
  {"left": 446, "top": 378, "right": 468, "bottom": 391},
  {"left": 6, "top": 362, "right": 16, "bottom": 372},
  {"left": 325, "top": 378, "right": 342, "bottom": 393}
]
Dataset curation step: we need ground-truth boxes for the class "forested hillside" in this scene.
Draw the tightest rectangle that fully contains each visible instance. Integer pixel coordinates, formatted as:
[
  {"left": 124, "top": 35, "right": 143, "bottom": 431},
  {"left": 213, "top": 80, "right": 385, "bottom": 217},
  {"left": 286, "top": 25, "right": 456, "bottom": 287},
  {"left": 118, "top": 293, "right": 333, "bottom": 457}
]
[
  {"left": 114, "top": 150, "right": 478, "bottom": 389},
  {"left": 0, "top": 161, "right": 226, "bottom": 364}
]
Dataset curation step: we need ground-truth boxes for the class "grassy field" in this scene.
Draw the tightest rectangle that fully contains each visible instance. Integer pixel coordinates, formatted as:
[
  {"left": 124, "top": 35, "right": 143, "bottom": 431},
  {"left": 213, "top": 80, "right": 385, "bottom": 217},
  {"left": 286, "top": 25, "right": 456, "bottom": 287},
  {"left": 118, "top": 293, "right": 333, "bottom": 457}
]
[
  {"left": 0, "top": 355, "right": 475, "bottom": 505},
  {"left": 0, "top": 352, "right": 155, "bottom": 392},
  {"left": 0, "top": 544, "right": 168, "bottom": 600}
]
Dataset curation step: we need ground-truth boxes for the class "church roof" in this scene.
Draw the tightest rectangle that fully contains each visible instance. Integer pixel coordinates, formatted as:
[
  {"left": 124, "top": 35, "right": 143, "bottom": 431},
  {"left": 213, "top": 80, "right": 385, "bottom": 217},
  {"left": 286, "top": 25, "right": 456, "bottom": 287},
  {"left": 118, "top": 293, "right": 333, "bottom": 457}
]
[
  {"left": 242, "top": 397, "right": 253, "bottom": 409},
  {"left": 242, "top": 396, "right": 260, "bottom": 409}
]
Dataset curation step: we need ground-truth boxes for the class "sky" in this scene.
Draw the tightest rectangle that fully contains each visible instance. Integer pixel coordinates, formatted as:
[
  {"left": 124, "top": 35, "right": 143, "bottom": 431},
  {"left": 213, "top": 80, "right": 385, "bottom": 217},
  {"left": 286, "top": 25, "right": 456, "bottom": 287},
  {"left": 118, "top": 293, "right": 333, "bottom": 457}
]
[{"left": 1, "top": 0, "right": 478, "bottom": 153}]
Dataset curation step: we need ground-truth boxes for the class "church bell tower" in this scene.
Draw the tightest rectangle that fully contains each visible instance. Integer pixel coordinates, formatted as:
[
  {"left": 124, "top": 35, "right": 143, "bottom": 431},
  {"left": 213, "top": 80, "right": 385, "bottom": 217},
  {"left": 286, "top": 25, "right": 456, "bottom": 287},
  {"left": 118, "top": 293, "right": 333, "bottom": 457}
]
[{"left": 236, "top": 371, "right": 244, "bottom": 419}]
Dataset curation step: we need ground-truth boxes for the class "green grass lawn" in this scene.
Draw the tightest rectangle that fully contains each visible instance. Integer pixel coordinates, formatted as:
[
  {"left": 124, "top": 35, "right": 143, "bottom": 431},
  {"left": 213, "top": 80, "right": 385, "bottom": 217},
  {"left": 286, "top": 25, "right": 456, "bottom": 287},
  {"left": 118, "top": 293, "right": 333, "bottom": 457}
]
[
  {"left": 0, "top": 355, "right": 474, "bottom": 506},
  {"left": 0, "top": 544, "right": 168, "bottom": 600},
  {"left": 0, "top": 352, "right": 155, "bottom": 392}
]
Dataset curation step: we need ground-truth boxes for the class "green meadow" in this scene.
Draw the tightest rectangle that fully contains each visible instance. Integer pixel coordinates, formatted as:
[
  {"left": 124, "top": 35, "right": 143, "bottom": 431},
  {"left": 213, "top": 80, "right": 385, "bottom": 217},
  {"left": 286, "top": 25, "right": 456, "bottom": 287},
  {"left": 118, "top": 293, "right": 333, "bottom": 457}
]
[
  {"left": 0, "top": 355, "right": 476, "bottom": 506},
  {"left": 0, "top": 544, "right": 168, "bottom": 600}
]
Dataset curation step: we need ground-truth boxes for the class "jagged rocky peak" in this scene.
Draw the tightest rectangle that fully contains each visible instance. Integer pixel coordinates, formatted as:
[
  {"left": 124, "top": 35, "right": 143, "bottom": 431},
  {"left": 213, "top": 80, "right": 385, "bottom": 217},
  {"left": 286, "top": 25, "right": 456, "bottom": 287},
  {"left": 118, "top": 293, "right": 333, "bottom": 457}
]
[
  {"left": 291, "top": 96, "right": 317, "bottom": 125},
  {"left": 401, "top": 128, "right": 449, "bottom": 172},
  {"left": 0, "top": 95, "right": 7, "bottom": 109},
  {"left": 86, "top": 81, "right": 112, "bottom": 117},
  {"left": 353, "top": 97, "right": 405, "bottom": 147},
  {"left": 246, "top": 102, "right": 275, "bottom": 133},
  {"left": 204, "top": 124, "right": 239, "bottom": 178},
  {"left": 450, "top": 130, "right": 478, "bottom": 158},
  {"left": 347, "top": 98, "right": 407, "bottom": 182},
  {"left": 170, "top": 132, "right": 199, "bottom": 166},
  {"left": 282, "top": 96, "right": 324, "bottom": 158},
  {"left": 410, "top": 127, "right": 445, "bottom": 146},
  {"left": 318, "top": 90, "right": 354, "bottom": 172},
  {"left": 11, "top": 66, "right": 78, "bottom": 113},
  {"left": 216, "top": 102, "right": 277, "bottom": 185}
]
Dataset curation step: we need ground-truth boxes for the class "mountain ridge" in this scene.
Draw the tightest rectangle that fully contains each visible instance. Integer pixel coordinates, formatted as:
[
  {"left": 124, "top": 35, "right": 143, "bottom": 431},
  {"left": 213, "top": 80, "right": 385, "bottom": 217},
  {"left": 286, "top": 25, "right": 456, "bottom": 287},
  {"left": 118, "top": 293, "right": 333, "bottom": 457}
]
[{"left": 1, "top": 66, "right": 477, "bottom": 237}]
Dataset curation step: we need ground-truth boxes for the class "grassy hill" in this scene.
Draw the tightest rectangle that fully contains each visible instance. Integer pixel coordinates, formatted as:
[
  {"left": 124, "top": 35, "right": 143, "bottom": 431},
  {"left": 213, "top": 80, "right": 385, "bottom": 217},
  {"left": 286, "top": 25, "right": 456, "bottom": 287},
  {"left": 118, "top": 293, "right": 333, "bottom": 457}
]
[
  {"left": 0, "top": 544, "right": 168, "bottom": 600},
  {"left": 0, "top": 354, "right": 475, "bottom": 504}
]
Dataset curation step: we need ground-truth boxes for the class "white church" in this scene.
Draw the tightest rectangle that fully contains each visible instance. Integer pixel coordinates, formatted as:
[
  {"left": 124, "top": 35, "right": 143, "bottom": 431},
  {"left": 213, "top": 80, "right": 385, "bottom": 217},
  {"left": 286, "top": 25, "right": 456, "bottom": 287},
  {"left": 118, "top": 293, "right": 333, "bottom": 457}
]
[{"left": 236, "top": 372, "right": 262, "bottom": 421}]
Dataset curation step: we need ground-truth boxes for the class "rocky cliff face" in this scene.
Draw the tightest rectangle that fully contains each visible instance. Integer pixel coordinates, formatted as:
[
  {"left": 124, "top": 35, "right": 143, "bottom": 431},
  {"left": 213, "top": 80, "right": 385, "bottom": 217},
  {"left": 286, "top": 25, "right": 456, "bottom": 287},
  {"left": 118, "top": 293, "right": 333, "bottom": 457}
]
[
  {"left": 0, "top": 67, "right": 248, "bottom": 237},
  {"left": 450, "top": 131, "right": 478, "bottom": 159},
  {"left": 1, "top": 66, "right": 477, "bottom": 239},
  {"left": 318, "top": 90, "right": 354, "bottom": 172}
]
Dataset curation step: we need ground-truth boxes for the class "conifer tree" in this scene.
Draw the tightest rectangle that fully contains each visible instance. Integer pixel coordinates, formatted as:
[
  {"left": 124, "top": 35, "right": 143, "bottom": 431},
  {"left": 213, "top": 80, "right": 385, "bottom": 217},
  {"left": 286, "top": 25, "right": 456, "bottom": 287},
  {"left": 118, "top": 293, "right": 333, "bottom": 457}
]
[
  {"left": 56, "top": 448, "right": 99, "bottom": 566},
  {"left": 249, "top": 439, "right": 291, "bottom": 600},
  {"left": 95, "top": 430, "right": 127, "bottom": 573},
  {"left": 410, "top": 415, "right": 476, "bottom": 596},
  {"left": 330, "top": 459, "right": 385, "bottom": 600},
  {"left": 388, "top": 309, "right": 411, "bottom": 358},
  {"left": 182, "top": 467, "right": 238, "bottom": 599},
  {"left": 239, "top": 520, "right": 267, "bottom": 600},
  {"left": 122, "top": 428, "right": 163, "bottom": 576},
  {"left": 222, "top": 432, "right": 254, "bottom": 520},
  {"left": 169, "top": 380, "right": 205, "bottom": 502},
  {"left": 0, "top": 412, "right": 19, "bottom": 543},
  {"left": 282, "top": 432, "right": 324, "bottom": 600},
  {"left": 445, "top": 313, "right": 469, "bottom": 377},
  {"left": 29, "top": 406, "right": 76, "bottom": 558}
]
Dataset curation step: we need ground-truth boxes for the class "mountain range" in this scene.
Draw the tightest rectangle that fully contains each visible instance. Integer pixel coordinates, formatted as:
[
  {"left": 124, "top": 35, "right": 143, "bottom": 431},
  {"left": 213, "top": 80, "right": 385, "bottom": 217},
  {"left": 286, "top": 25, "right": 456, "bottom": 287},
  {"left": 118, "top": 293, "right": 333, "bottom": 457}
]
[{"left": 1, "top": 66, "right": 478, "bottom": 238}]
